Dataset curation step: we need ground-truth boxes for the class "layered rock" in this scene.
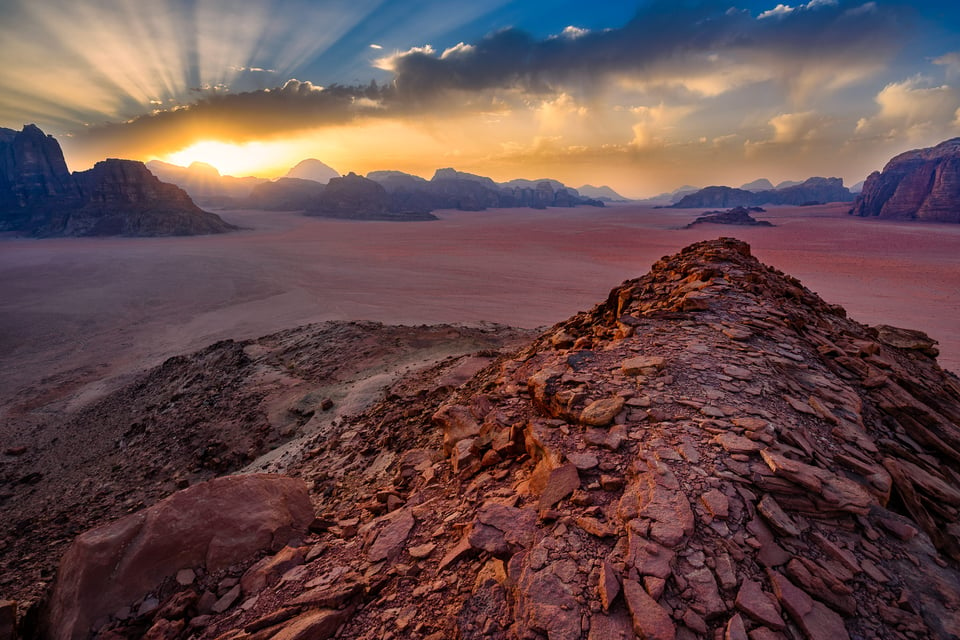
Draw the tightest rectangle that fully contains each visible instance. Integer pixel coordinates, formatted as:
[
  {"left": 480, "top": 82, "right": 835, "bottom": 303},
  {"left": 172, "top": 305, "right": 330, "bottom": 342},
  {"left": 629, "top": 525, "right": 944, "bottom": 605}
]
[
  {"left": 684, "top": 206, "right": 774, "bottom": 228},
  {"left": 673, "top": 178, "right": 853, "bottom": 208},
  {"left": 0, "top": 125, "right": 234, "bottom": 236},
  {"left": 850, "top": 138, "right": 960, "bottom": 222},
  {"left": 27, "top": 240, "right": 960, "bottom": 640}
]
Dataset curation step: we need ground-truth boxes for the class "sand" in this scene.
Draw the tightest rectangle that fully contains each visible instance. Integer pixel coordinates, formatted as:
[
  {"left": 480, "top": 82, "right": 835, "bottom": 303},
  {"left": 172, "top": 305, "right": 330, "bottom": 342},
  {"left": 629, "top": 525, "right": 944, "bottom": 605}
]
[{"left": 1, "top": 202, "right": 958, "bottom": 419}]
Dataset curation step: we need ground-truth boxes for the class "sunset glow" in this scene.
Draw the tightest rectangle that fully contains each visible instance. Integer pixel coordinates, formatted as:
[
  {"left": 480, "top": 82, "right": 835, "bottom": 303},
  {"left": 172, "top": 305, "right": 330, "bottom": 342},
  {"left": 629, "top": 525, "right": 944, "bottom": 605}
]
[{"left": 2, "top": 0, "right": 959, "bottom": 196}]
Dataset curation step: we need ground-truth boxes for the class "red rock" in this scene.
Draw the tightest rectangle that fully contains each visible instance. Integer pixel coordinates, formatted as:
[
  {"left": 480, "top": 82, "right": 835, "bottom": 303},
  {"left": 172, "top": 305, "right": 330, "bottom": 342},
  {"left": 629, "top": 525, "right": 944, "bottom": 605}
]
[
  {"left": 725, "top": 613, "right": 749, "bottom": 640},
  {"left": 142, "top": 618, "right": 185, "bottom": 640},
  {"left": 623, "top": 578, "right": 676, "bottom": 640},
  {"left": 45, "top": 474, "right": 313, "bottom": 640},
  {"left": 367, "top": 508, "right": 415, "bottom": 563},
  {"left": 538, "top": 463, "right": 580, "bottom": 511},
  {"left": 580, "top": 396, "right": 625, "bottom": 427},
  {"left": 735, "top": 579, "right": 785, "bottom": 630},
  {"left": 241, "top": 545, "right": 307, "bottom": 595},
  {"left": 767, "top": 569, "right": 850, "bottom": 640},
  {"left": 599, "top": 561, "right": 621, "bottom": 611},
  {"left": 270, "top": 608, "right": 352, "bottom": 640}
]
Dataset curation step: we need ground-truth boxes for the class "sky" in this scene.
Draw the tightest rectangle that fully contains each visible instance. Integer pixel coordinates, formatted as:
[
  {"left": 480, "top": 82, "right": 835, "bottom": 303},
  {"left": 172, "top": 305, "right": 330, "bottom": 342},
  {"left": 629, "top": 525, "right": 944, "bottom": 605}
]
[{"left": 1, "top": 0, "right": 959, "bottom": 197}]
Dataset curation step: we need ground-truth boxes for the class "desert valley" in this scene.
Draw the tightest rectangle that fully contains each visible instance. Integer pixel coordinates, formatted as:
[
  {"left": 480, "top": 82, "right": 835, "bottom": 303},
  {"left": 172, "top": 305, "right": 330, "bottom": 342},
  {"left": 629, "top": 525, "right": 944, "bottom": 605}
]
[{"left": 2, "top": 1, "right": 960, "bottom": 640}]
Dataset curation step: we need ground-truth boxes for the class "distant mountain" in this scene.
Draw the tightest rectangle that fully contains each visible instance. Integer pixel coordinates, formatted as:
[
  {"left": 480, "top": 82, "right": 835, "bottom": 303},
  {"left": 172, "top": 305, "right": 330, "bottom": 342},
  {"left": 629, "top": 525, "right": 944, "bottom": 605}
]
[
  {"left": 774, "top": 179, "right": 803, "bottom": 189},
  {"left": 146, "top": 160, "right": 266, "bottom": 206},
  {"left": 0, "top": 125, "right": 234, "bottom": 236},
  {"left": 635, "top": 185, "right": 700, "bottom": 206},
  {"left": 285, "top": 158, "right": 340, "bottom": 184},
  {"left": 246, "top": 178, "right": 326, "bottom": 211},
  {"left": 576, "top": 184, "right": 629, "bottom": 201},
  {"left": 671, "top": 177, "right": 853, "bottom": 208},
  {"left": 739, "top": 178, "right": 774, "bottom": 192},
  {"left": 850, "top": 137, "right": 960, "bottom": 222}
]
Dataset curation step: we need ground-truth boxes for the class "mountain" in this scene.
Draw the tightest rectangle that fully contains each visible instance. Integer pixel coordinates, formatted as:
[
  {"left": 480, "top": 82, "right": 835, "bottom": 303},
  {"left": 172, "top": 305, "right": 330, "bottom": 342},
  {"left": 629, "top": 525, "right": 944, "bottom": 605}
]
[
  {"left": 0, "top": 125, "right": 234, "bottom": 236},
  {"left": 635, "top": 185, "right": 700, "bottom": 206},
  {"left": 145, "top": 160, "right": 267, "bottom": 206},
  {"left": 849, "top": 138, "right": 960, "bottom": 222},
  {"left": 18, "top": 238, "right": 960, "bottom": 640},
  {"left": 672, "top": 177, "right": 853, "bottom": 208},
  {"left": 285, "top": 159, "right": 340, "bottom": 184},
  {"left": 245, "top": 177, "right": 326, "bottom": 211},
  {"left": 576, "top": 184, "right": 630, "bottom": 202},
  {"left": 739, "top": 178, "right": 775, "bottom": 192}
]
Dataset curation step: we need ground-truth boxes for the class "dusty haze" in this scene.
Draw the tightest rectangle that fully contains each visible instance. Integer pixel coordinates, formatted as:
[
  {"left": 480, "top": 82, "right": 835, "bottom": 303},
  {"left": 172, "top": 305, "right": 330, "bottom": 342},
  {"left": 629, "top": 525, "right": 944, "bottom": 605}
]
[{"left": 1, "top": 202, "right": 958, "bottom": 420}]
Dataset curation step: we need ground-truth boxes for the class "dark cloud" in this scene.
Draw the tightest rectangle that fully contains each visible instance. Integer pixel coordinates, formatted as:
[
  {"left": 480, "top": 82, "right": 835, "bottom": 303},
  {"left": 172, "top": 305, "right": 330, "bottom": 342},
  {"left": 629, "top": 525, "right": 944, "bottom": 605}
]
[
  {"left": 386, "top": 0, "right": 909, "bottom": 98},
  {"left": 72, "top": 80, "right": 393, "bottom": 159},
  {"left": 69, "top": 1, "right": 911, "bottom": 161}
]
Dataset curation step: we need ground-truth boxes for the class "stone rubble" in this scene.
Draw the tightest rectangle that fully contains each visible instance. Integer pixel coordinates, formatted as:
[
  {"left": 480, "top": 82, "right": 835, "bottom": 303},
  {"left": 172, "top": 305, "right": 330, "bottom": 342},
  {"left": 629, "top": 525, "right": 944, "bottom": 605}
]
[{"left": 27, "top": 238, "right": 960, "bottom": 640}]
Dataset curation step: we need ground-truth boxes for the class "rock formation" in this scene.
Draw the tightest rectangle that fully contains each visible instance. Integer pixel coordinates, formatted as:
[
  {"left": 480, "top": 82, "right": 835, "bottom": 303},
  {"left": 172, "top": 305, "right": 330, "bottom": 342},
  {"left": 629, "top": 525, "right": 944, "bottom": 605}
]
[
  {"left": 246, "top": 177, "right": 327, "bottom": 211},
  {"left": 673, "top": 178, "right": 852, "bottom": 208},
  {"left": 307, "top": 172, "right": 437, "bottom": 221},
  {"left": 19, "top": 239, "right": 960, "bottom": 640},
  {"left": 0, "top": 125, "right": 235, "bottom": 236},
  {"left": 285, "top": 159, "right": 340, "bottom": 184},
  {"left": 684, "top": 206, "right": 773, "bottom": 228},
  {"left": 849, "top": 138, "right": 960, "bottom": 222},
  {"left": 145, "top": 161, "right": 266, "bottom": 207}
]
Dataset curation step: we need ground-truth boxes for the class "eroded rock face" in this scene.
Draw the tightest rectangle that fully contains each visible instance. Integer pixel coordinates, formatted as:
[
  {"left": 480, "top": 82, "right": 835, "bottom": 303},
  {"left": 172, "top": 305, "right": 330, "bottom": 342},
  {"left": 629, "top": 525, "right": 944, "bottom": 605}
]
[
  {"left": 44, "top": 474, "right": 313, "bottom": 640},
  {"left": 850, "top": 137, "right": 960, "bottom": 222},
  {"left": 0, "top": 125, "right": 235, "bottom": 236}
]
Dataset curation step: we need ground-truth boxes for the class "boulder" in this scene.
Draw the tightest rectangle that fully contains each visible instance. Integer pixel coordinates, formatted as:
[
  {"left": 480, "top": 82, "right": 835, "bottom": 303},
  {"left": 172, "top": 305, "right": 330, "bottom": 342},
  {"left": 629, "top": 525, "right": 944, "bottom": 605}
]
[{"left": 44, "top": 474, "right": 313, "bottom": 640}]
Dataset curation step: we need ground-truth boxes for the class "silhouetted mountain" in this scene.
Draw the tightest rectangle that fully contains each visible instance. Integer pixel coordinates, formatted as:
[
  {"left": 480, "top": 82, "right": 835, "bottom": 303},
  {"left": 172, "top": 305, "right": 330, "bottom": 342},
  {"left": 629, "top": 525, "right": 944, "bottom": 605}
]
[
  {"left": 0, "top": 126, "right": 234, "bottom": 236},
  {"left": 850, "top": 138, "right": 960, "bottom": 223},
  {"left": 246, "top": 177, "right": 326, "bottom": 211},
  {"left": 285, "top": 158, "right": 340, "bottom": 184},
  {"left": 672, "top": 177, "right": 853, "bottom": 208},
  {"left": 576, "top": 184, "right": 630, "bottom": 201},
  {"left": 146, "top": 160, "right": 266, "bottom": 206},
  {"left": 739, "top": 178, "right": 775, "bottom": 191}
]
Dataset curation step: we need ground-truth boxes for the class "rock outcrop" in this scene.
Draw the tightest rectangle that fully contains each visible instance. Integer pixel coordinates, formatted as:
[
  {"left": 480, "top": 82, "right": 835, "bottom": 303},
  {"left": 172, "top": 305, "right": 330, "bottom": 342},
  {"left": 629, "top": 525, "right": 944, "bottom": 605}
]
[
  {"left": 0, "top": 125, "right": 234, "bottom": 236},
  {"left": 673, "top": 178, "right": 853, "bottom": 208},
  {"left": 44, "top": 474, "right": 314, "bottom": 640},
  {"left": 684, "top": 206, "right": 773, "bottom": 228},
  {"left": 28, "top": 239, "right": 960, "bottom": 640},
  {"left": 850, "top": 138, "right": 960, "bottom": 222}
]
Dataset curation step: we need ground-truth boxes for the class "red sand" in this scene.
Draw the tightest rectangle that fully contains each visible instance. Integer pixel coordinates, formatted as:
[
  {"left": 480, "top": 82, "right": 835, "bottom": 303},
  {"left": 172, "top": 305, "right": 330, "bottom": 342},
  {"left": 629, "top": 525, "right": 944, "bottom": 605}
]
[{"left": 1, "top": 202, "right": 957, "bottom": 415}]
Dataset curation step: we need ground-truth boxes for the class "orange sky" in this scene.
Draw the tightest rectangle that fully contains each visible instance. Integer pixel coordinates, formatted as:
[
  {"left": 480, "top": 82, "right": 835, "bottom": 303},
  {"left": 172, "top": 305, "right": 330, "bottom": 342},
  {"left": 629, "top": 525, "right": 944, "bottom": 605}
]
[{"left": 2, "top": 0, "right": 959, "bottom": 197}]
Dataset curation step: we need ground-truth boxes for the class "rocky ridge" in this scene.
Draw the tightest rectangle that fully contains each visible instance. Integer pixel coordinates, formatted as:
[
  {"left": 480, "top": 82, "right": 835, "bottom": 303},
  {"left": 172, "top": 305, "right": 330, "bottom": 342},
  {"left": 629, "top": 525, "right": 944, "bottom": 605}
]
[
  {"left": 19, "top": 238, "right": 960, "bottom": 640},
  {"left": 0, "top": 126, "right": 234, "bottom": 236},
  {"left": 850, "top": 138, "right": 960, "bottom": 222},
  {"left": 672, "top": 178, "right": 852, "bottom": 209}
]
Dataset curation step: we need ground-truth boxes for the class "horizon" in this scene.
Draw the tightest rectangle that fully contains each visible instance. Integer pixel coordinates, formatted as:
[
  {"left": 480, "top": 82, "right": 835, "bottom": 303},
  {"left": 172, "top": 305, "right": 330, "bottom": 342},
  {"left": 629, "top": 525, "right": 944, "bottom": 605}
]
[{"left": 2, "top": 1, "right": 959, "bottom": 198}]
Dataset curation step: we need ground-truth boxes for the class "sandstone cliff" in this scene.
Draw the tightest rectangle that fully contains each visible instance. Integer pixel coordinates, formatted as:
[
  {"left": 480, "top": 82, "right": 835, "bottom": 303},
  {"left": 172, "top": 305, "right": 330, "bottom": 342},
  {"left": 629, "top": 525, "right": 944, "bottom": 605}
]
[
  {"left": 17, "top": 239, "right": 960, "bottom": 640},
  {"left": 850, "top": 138, "right": 960, "bottom": 222},
  {"left": 0, "top": 125, "right": 235, "bottom": 236}
]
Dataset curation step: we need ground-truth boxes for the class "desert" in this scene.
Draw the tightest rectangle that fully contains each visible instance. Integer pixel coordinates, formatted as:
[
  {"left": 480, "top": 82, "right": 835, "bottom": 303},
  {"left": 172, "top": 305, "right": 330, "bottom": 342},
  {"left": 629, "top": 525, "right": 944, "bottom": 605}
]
[{"left": 3, "top": 1, "right": 960, "bottom": 639}]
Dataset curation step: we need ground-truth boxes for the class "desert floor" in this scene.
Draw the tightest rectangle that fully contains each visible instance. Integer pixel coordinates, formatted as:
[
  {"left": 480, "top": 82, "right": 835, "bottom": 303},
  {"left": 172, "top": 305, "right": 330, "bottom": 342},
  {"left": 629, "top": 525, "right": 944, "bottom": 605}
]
[{"left": 1, "top": 202, "right": 958, "bottom": 419}]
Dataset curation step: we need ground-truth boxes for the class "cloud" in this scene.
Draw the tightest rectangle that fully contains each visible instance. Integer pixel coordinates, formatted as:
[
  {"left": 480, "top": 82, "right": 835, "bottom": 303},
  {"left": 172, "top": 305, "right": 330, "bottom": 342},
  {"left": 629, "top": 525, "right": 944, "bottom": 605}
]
[
  {"left": 376, "top": 0, "right": 904, "bottom": 103},
  {"left": 854, "top": 75, "right": 960, "bottom": 141}
]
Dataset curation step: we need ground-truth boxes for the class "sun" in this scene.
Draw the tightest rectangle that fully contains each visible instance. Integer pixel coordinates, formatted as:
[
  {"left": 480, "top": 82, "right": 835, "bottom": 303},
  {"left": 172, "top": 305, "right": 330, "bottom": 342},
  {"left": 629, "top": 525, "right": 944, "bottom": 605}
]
[{"left": 161, "top": 140, "right": 296, "bottom": 177}]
